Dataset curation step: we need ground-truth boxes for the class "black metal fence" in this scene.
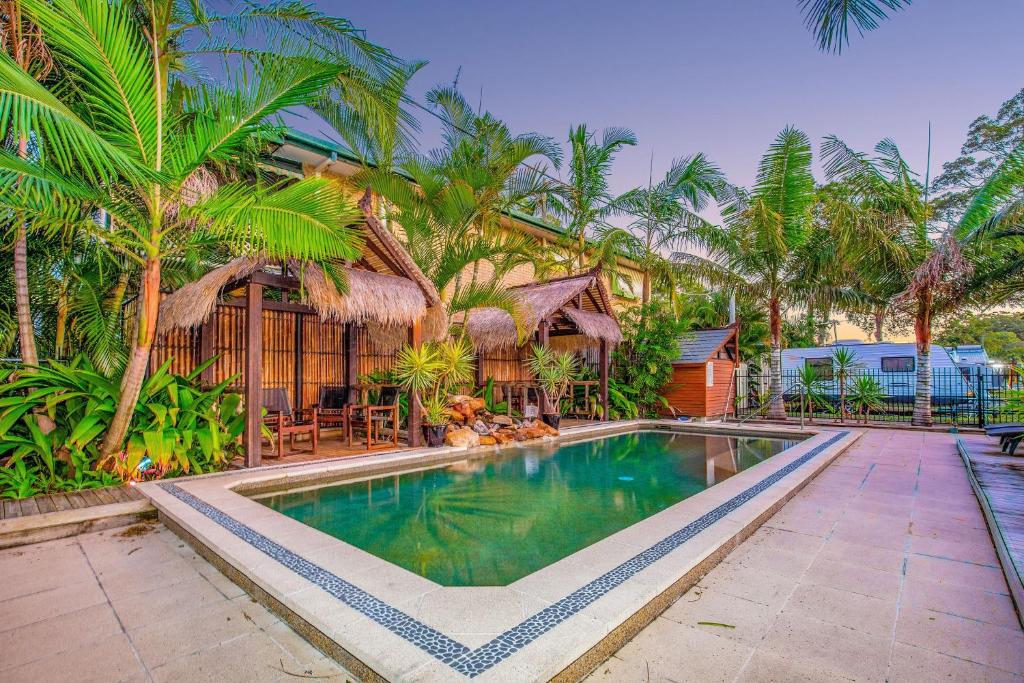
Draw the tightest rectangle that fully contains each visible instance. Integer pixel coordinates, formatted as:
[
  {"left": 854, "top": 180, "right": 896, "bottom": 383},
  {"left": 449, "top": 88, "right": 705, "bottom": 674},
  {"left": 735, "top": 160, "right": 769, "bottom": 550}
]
[{"left": 734, "top": 367, "right": 1023, "bottom": 427}]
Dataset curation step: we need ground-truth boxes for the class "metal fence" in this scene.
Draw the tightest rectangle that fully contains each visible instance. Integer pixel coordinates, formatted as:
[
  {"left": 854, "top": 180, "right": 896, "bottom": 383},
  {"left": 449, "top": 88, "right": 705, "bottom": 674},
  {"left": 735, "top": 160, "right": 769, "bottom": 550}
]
[{"left": 734, "top": 367, "right": 1023, "bottom": 427}]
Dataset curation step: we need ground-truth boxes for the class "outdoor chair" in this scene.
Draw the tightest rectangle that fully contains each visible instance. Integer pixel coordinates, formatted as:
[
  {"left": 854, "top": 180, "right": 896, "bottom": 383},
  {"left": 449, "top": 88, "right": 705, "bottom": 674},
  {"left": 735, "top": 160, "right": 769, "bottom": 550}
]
[
  {"left": 348, "top": 385, "right": 400, "bottom": 450},
  {"left": 262, "top": 387, "right": 318, "bottom": 457},
  {"left": 314, "top": 385, "right": 350, "bottom": 432},
  {"left": 985, "top": 424, "right": 1024, "bottom": 454}
]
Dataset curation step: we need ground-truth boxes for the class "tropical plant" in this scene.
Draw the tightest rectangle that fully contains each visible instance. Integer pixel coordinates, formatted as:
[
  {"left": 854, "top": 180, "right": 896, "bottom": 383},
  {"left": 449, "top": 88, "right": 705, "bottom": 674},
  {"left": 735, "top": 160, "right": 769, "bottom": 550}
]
[
  {"left": 847, "top": 374, "right": 886, "bottom": 423},
  {"left": 0, "top": 355, "right": 244, "bottom": 497},
  {"left": 613, "top": 300, "right": 690, "bottom": 417},
  {"left": 474, "top": 377, "right": 509, "bottom": 415},
  {"left": 554, "top": 124, "right": 637, "bottom": 272},
  {"left": 831, "top": 347, "right": 860, "bottom": 423},
  {"left": 362, "top": 85, "right": 560, "bottom": 329},
  {"left": 799, "top": 0, "right": 912, "bottom": 53},
  {"left": 821, "top": 135, "right": 1024, "bottom": 425},
  {"left": 795, "top": 363, "right": 829, "bottom": 422},
  {"left": 0, "top": 0, "right": 407, "bottom": 462},
  {"left": 617, "top": 153, "right": 729, "bottom": 304},
  {"left": 394, "top": 339, "right": 475, "bottom": 425},
  {"left": 525, "top": 345, "right": 579, "bottom": 416}
]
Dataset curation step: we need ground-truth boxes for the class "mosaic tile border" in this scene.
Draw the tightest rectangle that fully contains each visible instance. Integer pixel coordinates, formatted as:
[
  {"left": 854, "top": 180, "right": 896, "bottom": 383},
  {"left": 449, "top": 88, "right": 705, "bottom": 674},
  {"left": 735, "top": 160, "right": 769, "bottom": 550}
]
[{"left": 160, "top": 430, "right": 850, "bottom": 678}]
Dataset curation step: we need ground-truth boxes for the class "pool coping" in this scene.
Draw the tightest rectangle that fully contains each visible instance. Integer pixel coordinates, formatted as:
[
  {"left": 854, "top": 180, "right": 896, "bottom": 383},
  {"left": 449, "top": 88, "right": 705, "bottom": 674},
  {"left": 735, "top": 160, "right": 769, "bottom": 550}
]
[{"left": 140, "top": 421, "right": 861, "bottom": 682}]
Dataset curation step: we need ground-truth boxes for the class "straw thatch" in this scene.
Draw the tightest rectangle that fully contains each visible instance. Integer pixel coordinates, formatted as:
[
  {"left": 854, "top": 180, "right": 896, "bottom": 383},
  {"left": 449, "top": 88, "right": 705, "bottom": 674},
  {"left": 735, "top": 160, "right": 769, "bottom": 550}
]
[
  {"left": 560, "top": 306, "right": 622, "bottom": 345},
  {"left": 157, "top": 257, "right": 428, "bottom": 334},
  {"left": 465, "top": 270, "right": 621, "bottom": 352}
]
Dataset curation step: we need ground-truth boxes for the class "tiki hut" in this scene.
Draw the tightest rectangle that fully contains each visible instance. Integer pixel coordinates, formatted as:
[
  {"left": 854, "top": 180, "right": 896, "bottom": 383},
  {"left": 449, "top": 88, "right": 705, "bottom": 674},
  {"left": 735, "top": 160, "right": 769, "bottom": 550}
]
[
  {"left": 152, "top": 199, "right": 444, "bottom": 464},
  {"left": 464, "top": 269, "right": 622, "bottom": 420}
]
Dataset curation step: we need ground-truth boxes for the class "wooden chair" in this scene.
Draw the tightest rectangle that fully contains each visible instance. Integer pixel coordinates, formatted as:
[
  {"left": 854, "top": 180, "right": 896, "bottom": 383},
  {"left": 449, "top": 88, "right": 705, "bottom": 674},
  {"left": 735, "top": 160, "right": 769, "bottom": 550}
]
[
  {"left": 348, "top": 385, "right": 400, "bottom": 450},
  {"left": 314, "top": 385, "right": 350, "bottom": 433},
  {"left": 262, "top": 388, "right": 318, "bottom": 457}
]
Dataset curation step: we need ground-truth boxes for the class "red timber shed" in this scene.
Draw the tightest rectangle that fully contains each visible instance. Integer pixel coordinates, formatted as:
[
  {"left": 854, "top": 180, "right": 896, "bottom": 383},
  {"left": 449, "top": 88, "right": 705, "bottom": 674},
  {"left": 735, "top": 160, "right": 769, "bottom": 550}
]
[{"left": 660, "top": 324, "right": 741, "bottom": 420}]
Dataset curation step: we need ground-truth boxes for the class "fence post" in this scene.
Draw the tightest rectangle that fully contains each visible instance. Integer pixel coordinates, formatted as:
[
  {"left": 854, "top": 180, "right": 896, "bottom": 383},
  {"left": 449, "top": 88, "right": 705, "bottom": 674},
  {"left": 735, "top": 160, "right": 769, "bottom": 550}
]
[{"left": 976, "top": 368, "right": 986, "bottom": 429}]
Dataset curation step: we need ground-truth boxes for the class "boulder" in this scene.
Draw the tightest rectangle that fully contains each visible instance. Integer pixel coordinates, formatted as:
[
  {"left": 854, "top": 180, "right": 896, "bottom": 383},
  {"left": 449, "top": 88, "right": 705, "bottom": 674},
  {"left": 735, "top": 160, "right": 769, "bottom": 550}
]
[
  {"left": 471, "top": 419, "right": 491, "bottom": 435},
  {"left": 448, "top": 394, "right": 474, "bottom": 405},
  {"left": 479, "top": 435, "right": 497, "bottom": 446},
  {"left": 467, "top": 397, "right": 487, "bottom": 413},
  {"left": 447, "top": 408, "right": 466, "bottom": 423},
  {"left": 444, "top": 427, "right": 480, "bottom": 449},
  {"left": 492, "top": 431, "right": 513, "bottom": 444},
  {"left": 522, "top": 427, "right": 548, "bottom": 440},
  {"left": 536, "top": 421, "right": 559, "bottom": 437},
  {"left": 491, "top": 415, "right": 514, "bottom": 427},
  {"left": 454, "top": 401, "right": 475, "bottom": 422}
]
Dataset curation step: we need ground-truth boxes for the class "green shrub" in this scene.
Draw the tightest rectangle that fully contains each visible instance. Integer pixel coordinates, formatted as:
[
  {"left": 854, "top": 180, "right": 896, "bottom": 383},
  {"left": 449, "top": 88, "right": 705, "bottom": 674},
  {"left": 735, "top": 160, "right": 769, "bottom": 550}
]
[
  {"left": 612, "top": 301, "right": 690, "bottom": 417},
  {"left": 0, "top": 356, "right": 244, "bottom": 498}
]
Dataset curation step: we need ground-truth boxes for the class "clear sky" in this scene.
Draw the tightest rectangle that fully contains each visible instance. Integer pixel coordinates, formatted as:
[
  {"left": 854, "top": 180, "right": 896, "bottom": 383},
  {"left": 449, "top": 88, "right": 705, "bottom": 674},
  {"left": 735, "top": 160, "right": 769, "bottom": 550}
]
[{"left": 302, "top": 1, "right": 1024, "bottom": 340}]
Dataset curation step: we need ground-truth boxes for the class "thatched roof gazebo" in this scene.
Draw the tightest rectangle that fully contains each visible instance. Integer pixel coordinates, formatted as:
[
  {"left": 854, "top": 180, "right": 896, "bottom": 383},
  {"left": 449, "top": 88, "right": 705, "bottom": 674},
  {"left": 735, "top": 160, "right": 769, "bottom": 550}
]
[
  {"left": 464, "top": 268, "right": 622, "bottom": 419},
  {"left": 154, "top": 197, "right": 443, "bottom": 464}
]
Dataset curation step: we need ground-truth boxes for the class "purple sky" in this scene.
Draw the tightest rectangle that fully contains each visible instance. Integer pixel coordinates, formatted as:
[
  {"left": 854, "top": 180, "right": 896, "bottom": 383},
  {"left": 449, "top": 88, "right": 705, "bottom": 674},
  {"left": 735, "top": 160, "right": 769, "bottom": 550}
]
[{"left": 305, "top": 0, "right": 1024, "bottom": 202}]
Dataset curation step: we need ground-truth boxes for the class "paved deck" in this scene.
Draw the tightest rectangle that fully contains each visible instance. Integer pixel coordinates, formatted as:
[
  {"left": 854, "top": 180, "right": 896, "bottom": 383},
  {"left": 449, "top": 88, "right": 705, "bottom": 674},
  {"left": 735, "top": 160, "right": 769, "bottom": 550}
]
[
  {"left": 1, "top": 428, "right": 1020, "bottom": 682},
  {"left": 0, "top": 521, "right": 351, "bottom": 682},
  {"left": 589, "top": 428, "right": 1024, "bottom": 682}
]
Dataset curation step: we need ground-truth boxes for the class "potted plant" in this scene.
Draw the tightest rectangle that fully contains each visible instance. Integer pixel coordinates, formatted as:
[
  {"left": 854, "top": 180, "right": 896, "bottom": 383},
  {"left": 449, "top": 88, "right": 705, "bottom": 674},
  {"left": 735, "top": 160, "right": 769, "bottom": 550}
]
[
  {"left": 526, "top": 344, "right": 579, "bottom": 430},
  {"left": 394, "top": 338, "right": 475, "bottom": 447}
]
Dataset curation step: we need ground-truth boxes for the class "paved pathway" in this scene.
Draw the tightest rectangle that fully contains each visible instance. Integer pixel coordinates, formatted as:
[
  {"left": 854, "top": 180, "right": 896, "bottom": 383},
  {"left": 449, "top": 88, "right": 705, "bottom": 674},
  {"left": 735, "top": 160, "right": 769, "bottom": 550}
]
[
  {"left": 589, "top": 429, "right": 1024, "bottom": 682},
  {"left": 0, "top": 521, "right": 351, "bottom": 682},
  {"left": 2, "top": 429, "right": 1021, "bottom": 682}
]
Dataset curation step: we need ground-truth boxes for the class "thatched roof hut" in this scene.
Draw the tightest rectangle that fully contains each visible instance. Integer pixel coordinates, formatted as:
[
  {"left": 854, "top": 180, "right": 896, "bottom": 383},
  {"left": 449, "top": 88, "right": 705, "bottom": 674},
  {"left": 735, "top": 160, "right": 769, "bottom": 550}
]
[{"left": 465, "top": 269, "right": 622, "bottom": 352}]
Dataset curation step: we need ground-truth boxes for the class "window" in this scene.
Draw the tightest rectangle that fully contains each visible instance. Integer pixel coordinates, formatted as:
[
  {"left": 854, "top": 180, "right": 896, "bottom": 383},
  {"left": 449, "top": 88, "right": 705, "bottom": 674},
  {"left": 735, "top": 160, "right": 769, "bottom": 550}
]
[
  {"left": 805, "top": 358, "right": 834, "bottom": 381},
  {"left": 881, "top": 356, "right": 915, "bottom": 373}
]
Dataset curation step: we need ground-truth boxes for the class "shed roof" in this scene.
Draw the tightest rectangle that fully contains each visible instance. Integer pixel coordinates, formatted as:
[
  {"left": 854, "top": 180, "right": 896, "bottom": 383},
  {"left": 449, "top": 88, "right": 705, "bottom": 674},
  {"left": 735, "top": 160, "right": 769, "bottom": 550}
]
[{"left": 675, "top": 325, "right": 738, "bottom": 364}]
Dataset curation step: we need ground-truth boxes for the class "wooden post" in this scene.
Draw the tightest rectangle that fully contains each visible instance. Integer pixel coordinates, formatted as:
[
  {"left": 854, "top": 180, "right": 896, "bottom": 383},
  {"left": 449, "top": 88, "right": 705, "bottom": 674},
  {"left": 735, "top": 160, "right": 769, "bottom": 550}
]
[
  {"left": 343, "top": 323, "right": 359, "bottom": 403},
  {"left": 538, "top": 318, "right": 550, "bottom": 414},
  {"left": 244, "top": 281, "right": 264, "bottom": 467},
  {"left": 198, "top": 314, "right": 215, "bottom": 386},
  {"left": 294, "top": 314, "right": 304, "bottom": 411},
  {"left": 407, "top": 318, "right": 423, "bottom": 447},
  {"left": 599, "top": 339, "right": 610, "bottom": 422}
]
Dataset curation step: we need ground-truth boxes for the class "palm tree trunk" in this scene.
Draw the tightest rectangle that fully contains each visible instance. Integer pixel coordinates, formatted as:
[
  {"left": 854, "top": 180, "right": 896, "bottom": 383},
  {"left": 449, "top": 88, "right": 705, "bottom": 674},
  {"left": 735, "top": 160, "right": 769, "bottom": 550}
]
[
  {"left": 768, "top": 297, "right": 786, "bottom": 420},
  {"left": 911, "top": 292, "right": 933, "bottom": 426},
  {"left": 100, "top": 256, "right": 160, "bottom": 459},
  {"left": 14, "top": 137, "right": 38, "bottom": 368},
  {"left": 641, "top": 271, "right": 651, "bottom": 304},
  {"left": 873, "top": 307, "right": 885, "bottom": 343}
]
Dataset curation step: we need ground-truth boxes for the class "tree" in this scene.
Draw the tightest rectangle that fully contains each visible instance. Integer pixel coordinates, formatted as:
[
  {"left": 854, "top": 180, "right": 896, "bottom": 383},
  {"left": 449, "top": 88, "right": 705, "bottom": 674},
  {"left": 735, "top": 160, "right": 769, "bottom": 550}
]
[
  {"left": 0, "top": 0, "right": 400, "bottom": 458},
  {"left": 613, "top": 300, "right": 690, "bottom": 417},
  {"left": 617, "top": 154, "right": 728, "bottom": 304},
  {"left": 362, "top": 85, "right": 561, "bottom": 327},
  {"left": 824, "top": 134, "right": 1024, "bottom": 424},
  {"left": 554, "top": 124, "right": 637, "bottom": 272},
  {"left": 936, "top": 312, "right": 1024, "bottom": 362},
  {"left": 1, "top": 1, "right": 52, "bottom": 368},
  {"left": 932, "top": 88, "right": 1024, "bottom": 225},
  {"left": 799, "top": 0, "right": 913, "bottom": 53},
  {"left": 714, "top": 127, "right": 818, "bottom": 420}
]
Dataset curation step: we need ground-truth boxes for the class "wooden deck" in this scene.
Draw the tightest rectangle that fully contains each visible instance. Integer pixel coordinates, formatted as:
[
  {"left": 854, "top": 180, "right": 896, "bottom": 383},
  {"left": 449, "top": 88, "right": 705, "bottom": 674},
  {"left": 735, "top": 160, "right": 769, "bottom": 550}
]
[
  {"left": 252, "top": 428, "right": 411, "bottom": 466},
  {"left": 0, "top": 483, "right": 147, "bottom": 520},
  {"left": 958, "top": 433, "right": 1024, "bottom": 625}
]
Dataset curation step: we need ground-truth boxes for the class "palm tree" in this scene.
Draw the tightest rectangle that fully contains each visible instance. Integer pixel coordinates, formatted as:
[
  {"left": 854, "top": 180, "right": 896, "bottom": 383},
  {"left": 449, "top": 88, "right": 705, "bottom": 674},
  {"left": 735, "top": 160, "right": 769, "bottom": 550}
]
[
  {"left": 361, "top": 85, "right": 561, "bottom": 328},
  {"left": 714, "top": 127, "right": 818, "bottom": 420},
  {"left": 0, "top": 0, "right": 396, "bottom": 458},
  {"left": 799, "top": 0, "right": 913, "bottom": 53},
  {"left": 554, "top": 125, "right": 637, "bottom": 272},
  {"left": 616, "top": 154, "right": 728, "bottom": 304},
  {"left": 1, "top": 2, "right": 52, "bottom": 369},
  {"left": 823, "top": 135, "right": 1024, "bottom": 425}
]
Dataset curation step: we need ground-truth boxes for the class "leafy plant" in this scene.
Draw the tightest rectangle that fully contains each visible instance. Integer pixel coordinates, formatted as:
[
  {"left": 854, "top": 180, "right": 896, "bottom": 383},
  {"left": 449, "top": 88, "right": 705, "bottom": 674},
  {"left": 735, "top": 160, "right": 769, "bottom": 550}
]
[
  {"left": 847, "top": 375, "right": 886, "bottom": 423},
  {"left": 394, "top": 339, "right": 475, "bottom": 426},
  {"left": 831, "top": 347, "right": 860, "bottom": 423},
  {"left": 0, "top": 459, "right": 42, "bottom": 499},
  {"left": 525, "top": 345, "right": 579, "bottom": 416},
  {"left": 794, "top": 364, "right": 830, "bottom": 423},
  {"left": 613, "top": 300, "right": 690, "bottom": 417},
  {"left": 475, "top": 377, "right": 510, "bottom": 415}
]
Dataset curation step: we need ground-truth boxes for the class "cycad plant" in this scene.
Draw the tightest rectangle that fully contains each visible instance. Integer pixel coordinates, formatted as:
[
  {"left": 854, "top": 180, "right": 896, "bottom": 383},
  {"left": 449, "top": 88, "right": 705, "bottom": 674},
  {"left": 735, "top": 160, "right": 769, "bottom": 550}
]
[
  {"left": 394, "top": 339, "right": 475, "bottom": 426},
  {"left": 525, "top": 344, "right": 579, "bottom": 418},
  {"left": 831, "top": 347, "right": 860, "bottom": 423},
  {"left": 795, "top": 364, "right": 829, "bottom": 423},
  {"left": 0, "top": 0, "right": 401, "bottom": 459},
  {"left": 847, "top": 375, "right": 886, "bottom": 423}
]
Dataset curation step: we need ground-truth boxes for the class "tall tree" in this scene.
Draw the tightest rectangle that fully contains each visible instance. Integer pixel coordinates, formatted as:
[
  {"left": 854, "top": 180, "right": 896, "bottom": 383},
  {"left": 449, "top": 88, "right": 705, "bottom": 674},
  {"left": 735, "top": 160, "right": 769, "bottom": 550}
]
[
  {"left": 0, "top": 0, "right": 397, "bottom": 458},
  {"left": 617, "top": 153, "right": 728, "bottom": 304},
  {"left": 555, "top": 124, "right": 637, "bottom": 272},
  {"left": 1, "top": 2, "right": 52, "bottom": 368}
]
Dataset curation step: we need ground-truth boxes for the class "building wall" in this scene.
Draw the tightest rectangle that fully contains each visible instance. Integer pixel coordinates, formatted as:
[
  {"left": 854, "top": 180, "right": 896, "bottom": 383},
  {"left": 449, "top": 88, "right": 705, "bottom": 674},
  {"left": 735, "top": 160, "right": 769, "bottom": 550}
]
[{"left": 660, "top": 360, "right": 737, "bottom": 418}]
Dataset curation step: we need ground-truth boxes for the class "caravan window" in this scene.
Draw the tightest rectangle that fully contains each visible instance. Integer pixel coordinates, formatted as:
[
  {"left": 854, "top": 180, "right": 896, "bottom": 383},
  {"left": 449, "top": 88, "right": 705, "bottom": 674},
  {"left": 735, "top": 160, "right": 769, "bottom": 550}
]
[
  {"left": 881, "top": 356, "right": 915, "bottom": 373},
  {"left": 805, "top": 358, "right": 834, "bottom": 380}
]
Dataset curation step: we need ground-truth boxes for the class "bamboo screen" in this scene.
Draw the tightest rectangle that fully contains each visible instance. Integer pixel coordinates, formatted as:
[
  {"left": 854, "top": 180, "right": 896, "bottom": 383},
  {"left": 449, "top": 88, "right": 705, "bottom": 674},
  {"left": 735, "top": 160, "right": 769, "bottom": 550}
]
[
  {"left": 149, "top": 303, "right": 400, "bottom": 410},
  {"left": 478, "top": 346, "right": 533, "bottom": 382}
]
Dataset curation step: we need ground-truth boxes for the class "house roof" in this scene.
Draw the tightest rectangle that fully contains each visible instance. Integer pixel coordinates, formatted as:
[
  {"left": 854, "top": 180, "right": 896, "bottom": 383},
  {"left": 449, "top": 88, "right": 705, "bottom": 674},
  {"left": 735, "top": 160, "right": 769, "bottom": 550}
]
[{"left": 675, "top": 325, "right": 738, "bottom": 364}]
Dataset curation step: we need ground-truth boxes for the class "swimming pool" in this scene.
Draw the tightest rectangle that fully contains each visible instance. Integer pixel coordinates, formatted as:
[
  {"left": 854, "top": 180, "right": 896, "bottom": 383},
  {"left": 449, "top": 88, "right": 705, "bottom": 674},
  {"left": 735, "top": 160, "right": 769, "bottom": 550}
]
[{"left": 256, "top": 430, "right": 799, "bottom": 586}]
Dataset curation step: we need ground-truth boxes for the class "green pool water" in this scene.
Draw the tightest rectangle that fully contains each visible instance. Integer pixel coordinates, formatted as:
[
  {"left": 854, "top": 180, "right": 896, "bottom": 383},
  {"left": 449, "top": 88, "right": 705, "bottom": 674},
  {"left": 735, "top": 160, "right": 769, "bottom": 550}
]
[{"left": 257, "top": 430, "right": 799, "bottom": 586}]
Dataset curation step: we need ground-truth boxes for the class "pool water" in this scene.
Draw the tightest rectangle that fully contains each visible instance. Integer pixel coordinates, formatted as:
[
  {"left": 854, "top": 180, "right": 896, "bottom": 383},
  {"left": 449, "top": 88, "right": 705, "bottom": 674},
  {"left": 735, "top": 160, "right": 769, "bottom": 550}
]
[{"left": 257, "top": 431, "right": 798, "bottom": 586}]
